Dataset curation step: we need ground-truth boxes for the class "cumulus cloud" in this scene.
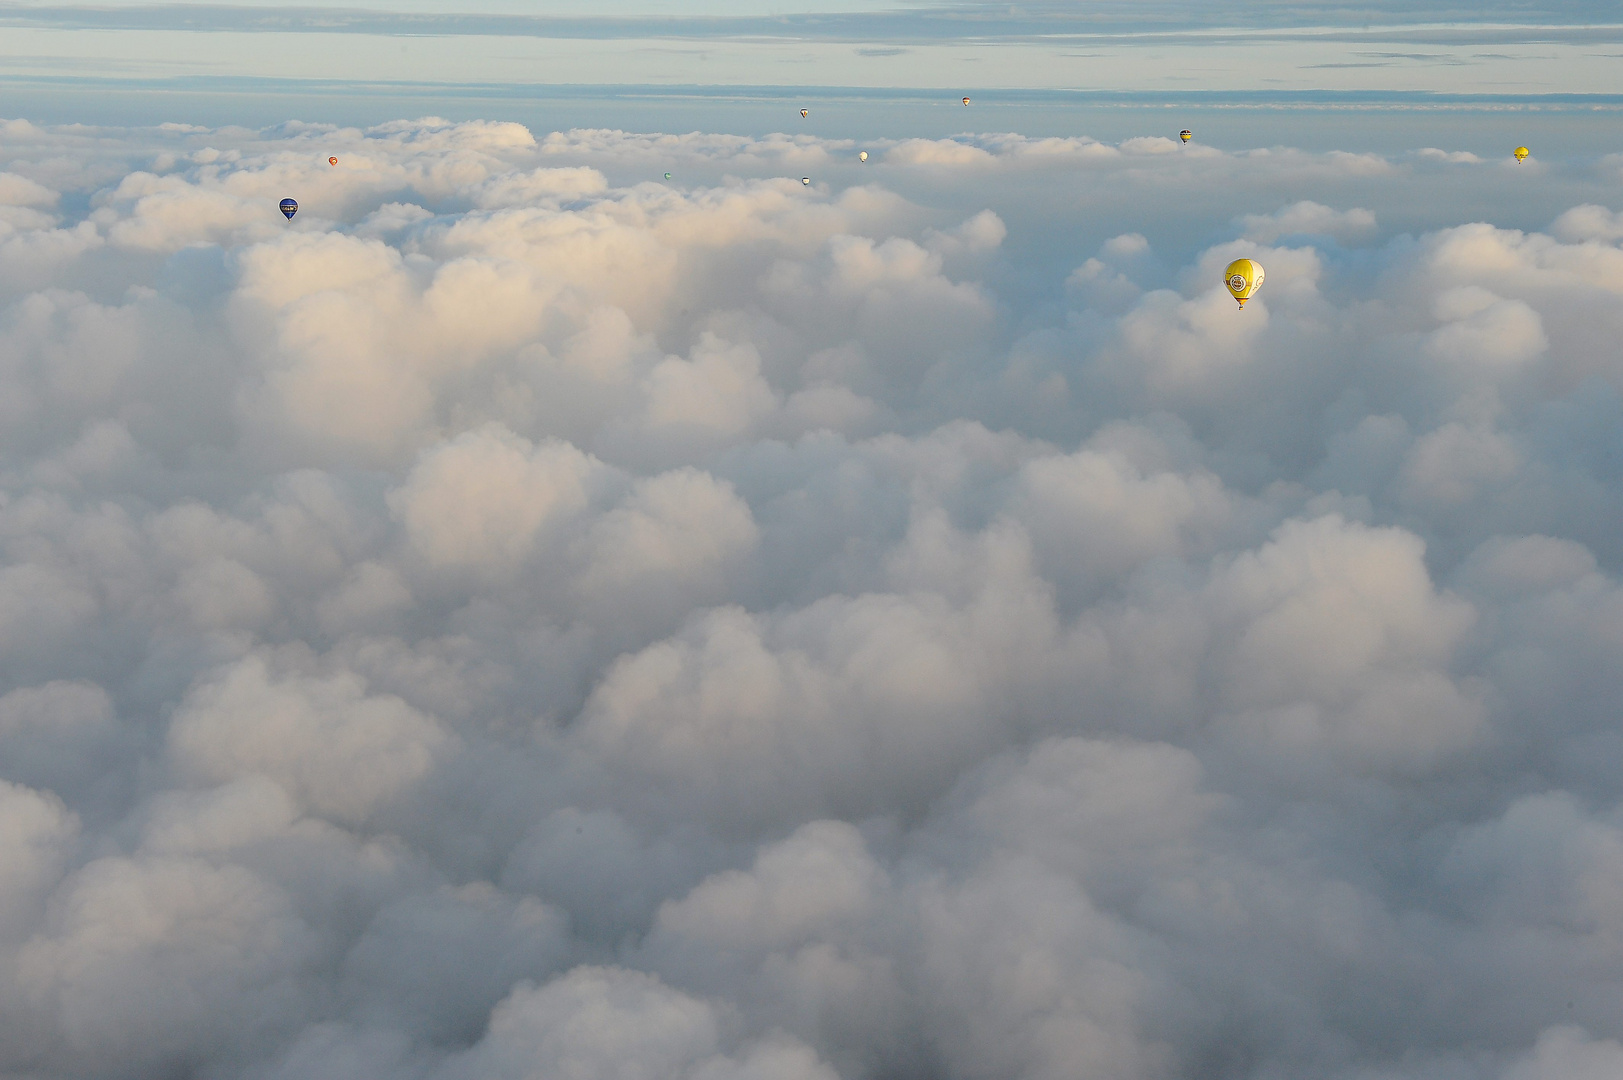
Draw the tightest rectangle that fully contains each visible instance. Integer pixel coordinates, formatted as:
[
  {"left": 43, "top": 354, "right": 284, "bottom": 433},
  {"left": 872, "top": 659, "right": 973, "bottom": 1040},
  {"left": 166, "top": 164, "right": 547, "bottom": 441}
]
[
  {"left": 0, "top": 113, "right": 1620, "bottom": 1080},
  {"left": 1239, "top": 200, "right": 1377, "bottom": 242}
]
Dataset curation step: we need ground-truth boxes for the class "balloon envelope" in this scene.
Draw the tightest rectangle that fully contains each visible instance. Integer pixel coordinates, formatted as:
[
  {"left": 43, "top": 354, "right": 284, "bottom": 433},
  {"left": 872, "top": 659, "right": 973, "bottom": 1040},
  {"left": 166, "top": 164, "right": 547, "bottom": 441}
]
[
  {"left": 1514, "top": 146, "right": 1530, "bottom": 162},
  {"left": 859, "top": 151, "right": 868, "bottom": 162},
  {"left": 800, "top": 109, "right": 809, "bottom": 118},
  {"left": 279, "top": 198, "right": 298, "bottom": 220},
  {"left": 664, "top": 172, "right": 672, "bottom": 179},
  {"left": 963, "top": 97, "right": 971, "bottom": 105},
  {"left": 801, "top": 177, "right": 811, "bottom": 185},
  {"left": 328, "top": 157, "right": 337, "bottom": 166},
  {"left": 1179, "top": 130, "right": 1192, "bottom": 142},
  {"left": 1223, "top": 258, "right": 1264, "bottom": 308}
]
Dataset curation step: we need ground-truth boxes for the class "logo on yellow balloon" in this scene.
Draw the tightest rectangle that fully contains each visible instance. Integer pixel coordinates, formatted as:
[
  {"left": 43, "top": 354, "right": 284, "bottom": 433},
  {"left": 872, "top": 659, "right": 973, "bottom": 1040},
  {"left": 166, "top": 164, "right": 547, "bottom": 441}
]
[{"left": 1223, "top": 258, "right": 1264, "bottom": 309}]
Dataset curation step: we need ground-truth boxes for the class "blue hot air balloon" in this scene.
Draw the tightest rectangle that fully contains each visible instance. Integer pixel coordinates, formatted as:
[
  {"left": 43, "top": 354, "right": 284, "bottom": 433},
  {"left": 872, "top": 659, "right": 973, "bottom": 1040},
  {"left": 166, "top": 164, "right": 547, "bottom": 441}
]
[{"left": 279, "top": 198, "right": 298, "bottom": 220}]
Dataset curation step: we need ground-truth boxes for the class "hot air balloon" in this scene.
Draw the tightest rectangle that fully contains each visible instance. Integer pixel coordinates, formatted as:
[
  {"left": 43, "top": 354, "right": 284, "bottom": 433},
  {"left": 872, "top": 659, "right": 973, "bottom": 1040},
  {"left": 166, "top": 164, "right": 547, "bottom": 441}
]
[
  {"left": 1514, "top": 146, "right": 1530, "bottom": 163},
  {"left": 1223, "top": 258, "right": 1264, "bottom": 309},
  {"left": 963, "top": 97, "right": 971, "bottom": 106},
  {"left": 800, "top": 109, "right": 809, "bottom": 118},
  {"left": 328, "top": 157, "right": 338, "bottom": 166},
  {"left": 1179, "top": 130, "right": 1192, "bottom": 143},
  {"left": 665, "top": 172, "right": 673, "bottom": 180},
  {"left": 279, "top": 198, "right": 298, "bottom": 220},
  {"left": 859, "top": 151, "right": 868, "bottom": 162},
  {"left": 801, "top": 177, "right": 811, "bottom": 185}
]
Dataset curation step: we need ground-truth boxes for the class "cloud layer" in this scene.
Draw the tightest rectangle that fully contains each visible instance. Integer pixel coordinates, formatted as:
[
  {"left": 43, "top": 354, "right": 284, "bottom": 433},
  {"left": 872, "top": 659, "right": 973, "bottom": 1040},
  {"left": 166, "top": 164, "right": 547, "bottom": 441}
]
[{"left": 0, "top": 114, "right": 1622, "bottom": 1080}]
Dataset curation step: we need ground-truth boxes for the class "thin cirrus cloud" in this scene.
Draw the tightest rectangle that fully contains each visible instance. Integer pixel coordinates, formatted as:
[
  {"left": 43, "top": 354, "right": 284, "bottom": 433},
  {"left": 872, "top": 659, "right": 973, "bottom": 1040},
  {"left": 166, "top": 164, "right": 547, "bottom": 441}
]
[
  {"left": 1, "top": 114, "right": 1623, "bottom": 1080},
  {"left": 0, "top": 0, "right": 1620, "bottom": 99},
  {"left": 0, "top": 0, "right": 1612, "bottom": 31}
]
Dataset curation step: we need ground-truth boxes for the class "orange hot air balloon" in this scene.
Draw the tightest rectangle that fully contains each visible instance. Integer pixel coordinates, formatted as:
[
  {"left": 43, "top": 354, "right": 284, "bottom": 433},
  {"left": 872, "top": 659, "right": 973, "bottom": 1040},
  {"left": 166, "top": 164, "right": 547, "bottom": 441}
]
[
  {"left": 328, "top": 157, "right": 338, "bottom": 166},
  {"left": 963, "top": 97, "right": 971, "bottom": 106}
]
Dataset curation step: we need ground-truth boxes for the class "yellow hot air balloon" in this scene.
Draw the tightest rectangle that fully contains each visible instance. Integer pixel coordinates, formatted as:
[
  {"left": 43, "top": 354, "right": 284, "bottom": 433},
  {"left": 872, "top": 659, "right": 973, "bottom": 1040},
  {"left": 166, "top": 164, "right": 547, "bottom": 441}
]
[
  {"left": 859, "top": 151, "right": 868, "bottom": 162},
  {"left": 1179, "top": 130, "right": 1192, "bottom": 143},
  {"left": 801, "top": 177, "right": 811, "bottom": 185},
  {"left": 1513, "top": 146, "right": 1530, "bottom": 163},
  {"left": 1223, "top": 258, "right": 1264, "bottom": 309},
  {"left": 963, "top": 97, "right": 971, "bottom": 106}
]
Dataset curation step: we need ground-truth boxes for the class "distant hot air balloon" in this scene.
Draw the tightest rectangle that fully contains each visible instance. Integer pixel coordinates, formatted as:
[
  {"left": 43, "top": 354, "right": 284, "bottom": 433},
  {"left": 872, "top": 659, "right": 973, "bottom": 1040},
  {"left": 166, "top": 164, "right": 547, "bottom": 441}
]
[
  {"left": 801, "top": 177, "right": 811, "bottom": 185},
  {"left": 279, "top": 198, "right": 298, "bottom": 220},
  {"left": 665, "top": 172, "right": 673, "bottom": 180},
  {"left": 328, "top": 157, "right": 338, "bottom": 166},
  {"left": 859, "top": 151, "right": 868, "bottom": 162},
  {"left": 801, "top": 109, "right": 809, "bottom": 118},
  {"left": 1223, "top": 258, "right": 1264, "bottom": 309},
  {"left": 1514, "top": 146, "right": 1530, "bottom": 163},
  {"left": 1179, "top": 130, "right": 1192, "bottom": 143},
  {"left": 963, "top": 97, "right": 971, "bottom": 106}
]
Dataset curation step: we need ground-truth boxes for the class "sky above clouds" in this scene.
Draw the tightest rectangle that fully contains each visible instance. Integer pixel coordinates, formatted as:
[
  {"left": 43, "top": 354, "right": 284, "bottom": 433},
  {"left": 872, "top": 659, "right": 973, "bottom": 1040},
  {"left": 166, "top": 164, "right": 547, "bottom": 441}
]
[
  {"left": 0, "top": 103, "right": 1622, "bottom": 1080},
  {"left": 1, "top": 0, "right": 1621, "bottom": 112}
]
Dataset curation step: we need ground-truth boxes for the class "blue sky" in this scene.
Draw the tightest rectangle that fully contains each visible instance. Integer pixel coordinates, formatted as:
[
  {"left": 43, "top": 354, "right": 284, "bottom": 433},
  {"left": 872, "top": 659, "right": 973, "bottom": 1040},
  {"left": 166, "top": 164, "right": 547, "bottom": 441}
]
[{"left": 1, "top": 0, "right": 1618, "bottom": 101}]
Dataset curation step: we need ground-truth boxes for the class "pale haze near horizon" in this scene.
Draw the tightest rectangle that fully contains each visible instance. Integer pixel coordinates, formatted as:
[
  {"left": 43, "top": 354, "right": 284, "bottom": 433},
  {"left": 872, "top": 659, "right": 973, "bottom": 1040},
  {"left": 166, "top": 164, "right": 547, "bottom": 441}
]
[{"left": 1, "top": 0, "right": 1620, "bottom": 112}]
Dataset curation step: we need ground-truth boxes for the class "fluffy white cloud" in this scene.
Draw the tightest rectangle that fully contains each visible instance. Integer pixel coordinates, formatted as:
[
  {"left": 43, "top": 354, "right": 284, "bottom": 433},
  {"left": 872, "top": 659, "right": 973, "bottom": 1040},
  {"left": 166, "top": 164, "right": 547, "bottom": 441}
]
[
  {"left": 17, "top": 855, "right": 316, "bottom": 1076},
  {"left": 1504, "top": 1026, "right": 1623, "bottom": 1080},
  {"left": 0, "top": 114, "right": 1618, "bottom": 1080},
  {"left": 390, "top": 424, "right": 604, "bottom": 570},
  {"left": 442, "top": 965, "right": 838, "bottom": 1080},
  {"left": 1240, "top": 200, "right": 1377, "bottom": 242},
  {"left": 168, "top": 652, "right": 452, "bottom": 826}
]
